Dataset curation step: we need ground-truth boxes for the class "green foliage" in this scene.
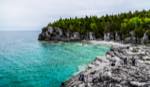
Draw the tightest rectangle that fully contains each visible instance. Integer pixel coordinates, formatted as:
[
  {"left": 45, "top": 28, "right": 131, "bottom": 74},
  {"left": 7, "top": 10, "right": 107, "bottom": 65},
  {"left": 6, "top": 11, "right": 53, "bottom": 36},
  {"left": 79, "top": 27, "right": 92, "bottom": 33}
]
[
  {"left": 128, "top": 17, "right": 142, "bottom": 29},
  {"left": 144, "top": 18, "right": 150, "bottom": 23},
  {"left": 90, "top": 22, "right": 97, "bottom": 31},
  {"left": 45, "top": 10, "right": 150, "bottom": 38},
  {"left": 134, "top": 27, "right": 144, "bottom": 38}
]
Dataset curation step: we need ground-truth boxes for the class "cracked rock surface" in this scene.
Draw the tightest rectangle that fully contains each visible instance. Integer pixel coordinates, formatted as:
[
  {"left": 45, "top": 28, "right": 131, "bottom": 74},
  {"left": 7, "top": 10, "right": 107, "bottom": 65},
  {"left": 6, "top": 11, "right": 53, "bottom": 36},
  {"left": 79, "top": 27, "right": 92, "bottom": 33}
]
[{"left": 62, "top": 46, "right": 150, "bottom": 87}]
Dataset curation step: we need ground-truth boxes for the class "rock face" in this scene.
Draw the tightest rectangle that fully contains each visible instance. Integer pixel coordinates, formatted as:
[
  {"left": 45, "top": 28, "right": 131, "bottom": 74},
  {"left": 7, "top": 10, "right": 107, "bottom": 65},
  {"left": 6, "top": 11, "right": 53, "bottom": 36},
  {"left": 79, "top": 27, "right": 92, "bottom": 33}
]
[
  {"left": 142, "top": 32, "right": 149, "bottom": 44},
  {"left": 104, "top": 33, "right": 111, "bottom": 41},
  {"left": 38, "top": 27, "right": 150, "bottom": 43},
  {"left": 62, "top": 46, "right": 150, "bottom": 87},
  {"left": 38, "top": 27, "right": 96, "bottom": 41},
  {"left": 115, "top": 32, "right": 120, "bottom": 41}
]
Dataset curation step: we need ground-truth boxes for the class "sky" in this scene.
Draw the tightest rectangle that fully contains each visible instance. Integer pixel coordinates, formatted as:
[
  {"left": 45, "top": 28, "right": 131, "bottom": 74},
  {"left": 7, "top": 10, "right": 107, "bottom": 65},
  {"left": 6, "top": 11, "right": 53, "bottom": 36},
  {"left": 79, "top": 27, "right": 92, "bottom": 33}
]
[{"left": 0, "top": 0, "right": 150, "bottom": 31}]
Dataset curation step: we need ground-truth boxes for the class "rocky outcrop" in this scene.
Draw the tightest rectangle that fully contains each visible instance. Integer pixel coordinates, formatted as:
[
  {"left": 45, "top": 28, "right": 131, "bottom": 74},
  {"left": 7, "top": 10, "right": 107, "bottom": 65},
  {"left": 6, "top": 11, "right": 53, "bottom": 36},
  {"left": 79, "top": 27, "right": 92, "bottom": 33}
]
[
  {"left": 62, "top": 46, "right": 150, "bottom": 87},
  {"left": 38, "top": 27, "right": 96, "bottom": 41},
  {"left": 142, "top": 32, "right": 149, "bottom": 44},
  {"left": 38, "top": 27, "right": 150, "bottom": 44},
  {"left": 104, "top": 33, "right": 111, "bottom": 41}
]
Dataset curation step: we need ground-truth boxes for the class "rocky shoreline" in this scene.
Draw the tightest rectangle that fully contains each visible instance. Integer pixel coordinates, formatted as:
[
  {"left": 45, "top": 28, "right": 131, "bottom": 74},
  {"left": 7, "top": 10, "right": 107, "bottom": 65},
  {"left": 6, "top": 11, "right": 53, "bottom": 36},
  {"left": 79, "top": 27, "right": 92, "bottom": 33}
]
[
  {"left": 61, "top": 45, "right": 150, "bottom": 87},
  {"left": 38, "top": 26, "right": 150, "bottom": 87},
  {"left": 38, "top": 27, "right": 96, "bottom": 41},
  {"left": 38, "top": 27, "right": 150, "bottom": 44}
]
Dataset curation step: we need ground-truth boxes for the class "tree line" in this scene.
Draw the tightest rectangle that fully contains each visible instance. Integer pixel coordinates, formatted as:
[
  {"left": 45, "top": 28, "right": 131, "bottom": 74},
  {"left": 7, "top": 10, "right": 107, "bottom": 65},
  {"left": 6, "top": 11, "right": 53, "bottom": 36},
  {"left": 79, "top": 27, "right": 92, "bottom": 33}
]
[{"left": 44, "top": 10, "right": 150, "bottom": 40}]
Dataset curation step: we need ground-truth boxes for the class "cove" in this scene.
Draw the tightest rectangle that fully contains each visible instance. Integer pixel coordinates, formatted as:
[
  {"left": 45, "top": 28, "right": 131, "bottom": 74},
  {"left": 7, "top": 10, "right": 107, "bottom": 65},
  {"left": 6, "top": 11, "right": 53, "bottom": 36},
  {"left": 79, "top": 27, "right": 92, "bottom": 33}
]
[{"left": 0, "top": 31, "right": 110, "bottom": 87}]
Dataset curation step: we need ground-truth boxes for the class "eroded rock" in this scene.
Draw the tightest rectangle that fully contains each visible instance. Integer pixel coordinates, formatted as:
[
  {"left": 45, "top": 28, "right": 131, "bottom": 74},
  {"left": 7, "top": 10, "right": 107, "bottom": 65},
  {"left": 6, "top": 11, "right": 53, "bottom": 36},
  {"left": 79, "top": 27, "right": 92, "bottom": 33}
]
[{"left": 62, "top": 46, "right": 150, "bottom": 87}]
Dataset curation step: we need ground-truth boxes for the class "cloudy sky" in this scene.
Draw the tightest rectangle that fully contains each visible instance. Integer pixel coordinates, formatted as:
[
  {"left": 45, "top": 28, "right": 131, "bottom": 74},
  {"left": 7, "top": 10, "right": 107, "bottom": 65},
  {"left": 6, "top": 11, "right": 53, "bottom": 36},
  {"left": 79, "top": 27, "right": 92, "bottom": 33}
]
[{"left": 0, "top": 0, "right": 150, "bottom": 31}]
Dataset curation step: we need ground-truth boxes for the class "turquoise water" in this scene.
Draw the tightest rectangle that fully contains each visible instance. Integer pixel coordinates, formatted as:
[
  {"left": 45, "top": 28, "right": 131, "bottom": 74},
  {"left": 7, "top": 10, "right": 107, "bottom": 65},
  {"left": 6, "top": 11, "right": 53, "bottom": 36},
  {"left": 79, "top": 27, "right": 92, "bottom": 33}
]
[{"left": 0, "top": 31, "right": 110, "bottom": 87}]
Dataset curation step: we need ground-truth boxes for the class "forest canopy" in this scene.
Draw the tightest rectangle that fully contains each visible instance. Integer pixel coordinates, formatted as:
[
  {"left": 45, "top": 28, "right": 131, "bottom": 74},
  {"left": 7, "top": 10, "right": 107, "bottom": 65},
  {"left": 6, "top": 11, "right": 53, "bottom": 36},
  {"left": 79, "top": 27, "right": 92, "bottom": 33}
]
[{"left": 45, "top": 10, "right": 150, "bottom": 39}]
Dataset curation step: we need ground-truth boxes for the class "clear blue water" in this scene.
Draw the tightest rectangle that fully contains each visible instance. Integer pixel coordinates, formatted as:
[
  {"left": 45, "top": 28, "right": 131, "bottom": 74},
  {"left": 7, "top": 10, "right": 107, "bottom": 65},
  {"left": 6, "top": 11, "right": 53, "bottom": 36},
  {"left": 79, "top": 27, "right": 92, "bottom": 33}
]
[{"left": 0, "top": 31, "right": 110, "bottom": 87}]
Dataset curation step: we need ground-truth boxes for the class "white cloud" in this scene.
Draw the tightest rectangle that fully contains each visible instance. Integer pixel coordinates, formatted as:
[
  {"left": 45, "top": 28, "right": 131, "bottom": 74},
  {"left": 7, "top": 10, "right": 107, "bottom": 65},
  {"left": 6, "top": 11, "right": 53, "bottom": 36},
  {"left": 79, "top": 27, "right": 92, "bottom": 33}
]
[{"left": 0, "top": 0, "right": 150, "bottom": 30}]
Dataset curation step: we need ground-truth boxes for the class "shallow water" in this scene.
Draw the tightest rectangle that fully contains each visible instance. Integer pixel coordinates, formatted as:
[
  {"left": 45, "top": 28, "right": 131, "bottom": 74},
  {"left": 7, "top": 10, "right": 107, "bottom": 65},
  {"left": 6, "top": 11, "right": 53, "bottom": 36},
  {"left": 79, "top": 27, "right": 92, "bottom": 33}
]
[{"left": 0, "top": 31, "right": 110, "bottom": 87}]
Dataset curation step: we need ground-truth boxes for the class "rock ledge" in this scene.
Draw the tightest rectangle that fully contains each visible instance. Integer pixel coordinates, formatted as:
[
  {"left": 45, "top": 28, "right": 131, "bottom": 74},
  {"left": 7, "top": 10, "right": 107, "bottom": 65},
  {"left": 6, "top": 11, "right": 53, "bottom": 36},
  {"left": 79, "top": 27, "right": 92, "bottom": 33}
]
[{"left": 62, "top": 46, "right": 150, "bottom": 87}]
